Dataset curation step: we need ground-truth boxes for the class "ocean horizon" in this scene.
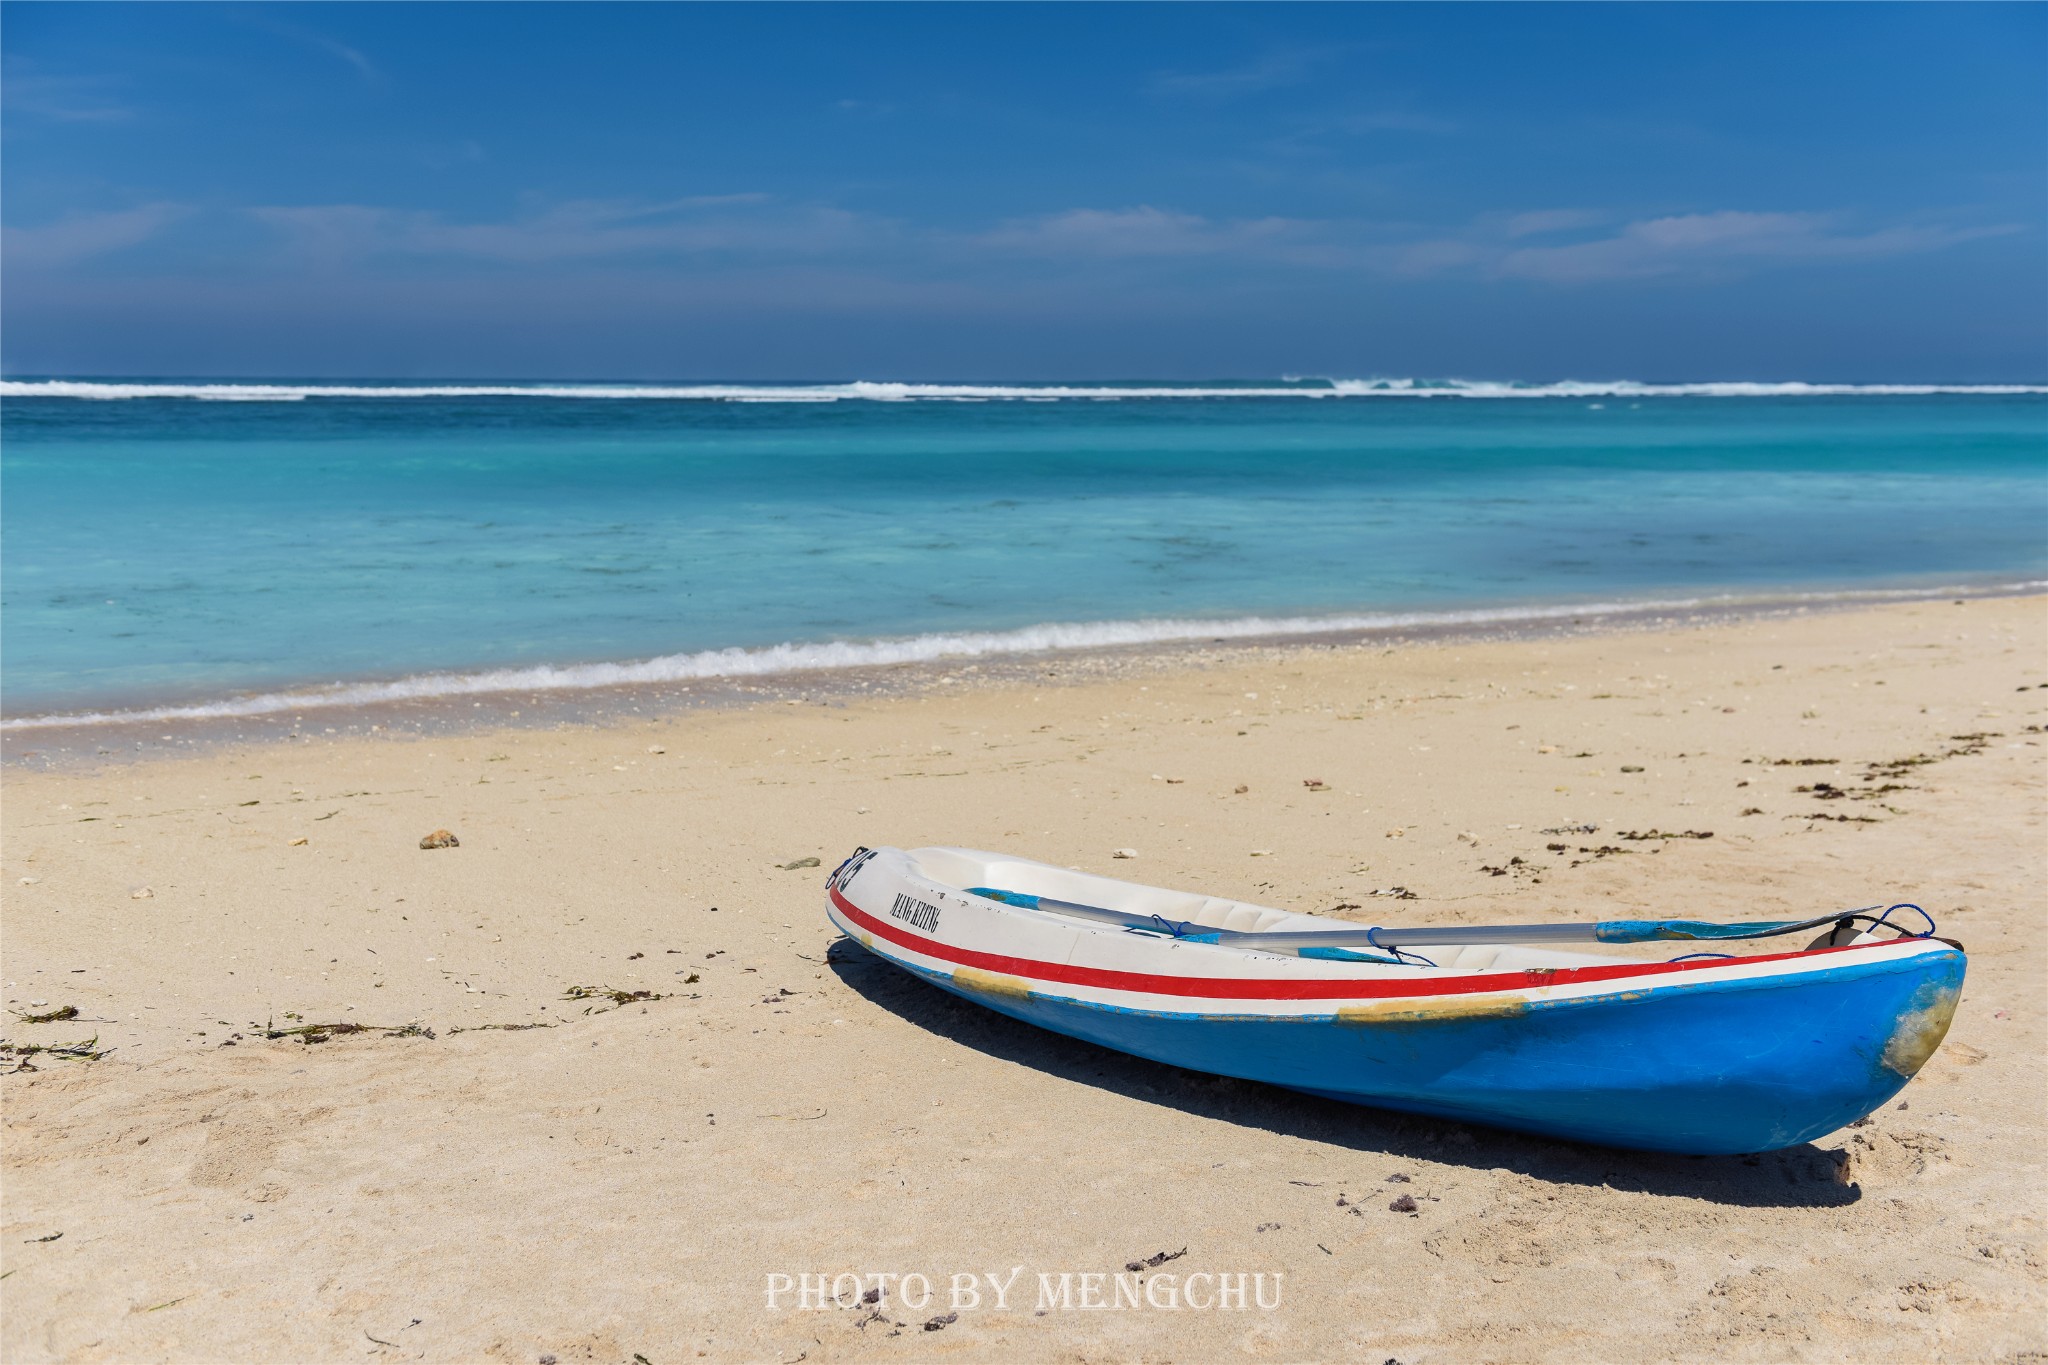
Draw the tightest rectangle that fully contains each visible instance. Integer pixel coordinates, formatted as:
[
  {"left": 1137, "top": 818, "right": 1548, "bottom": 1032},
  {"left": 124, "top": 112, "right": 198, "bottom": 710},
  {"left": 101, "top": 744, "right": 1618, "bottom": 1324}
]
[{"left": 4, "top": 378, "right": 2044, "bottom": 727}]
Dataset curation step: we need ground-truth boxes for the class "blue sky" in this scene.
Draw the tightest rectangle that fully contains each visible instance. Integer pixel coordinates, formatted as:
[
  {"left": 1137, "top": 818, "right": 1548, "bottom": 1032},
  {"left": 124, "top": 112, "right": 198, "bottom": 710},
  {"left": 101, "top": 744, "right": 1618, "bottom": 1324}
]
[{"left": 4, "top": 2, "right": 2043, "bottom": 380}]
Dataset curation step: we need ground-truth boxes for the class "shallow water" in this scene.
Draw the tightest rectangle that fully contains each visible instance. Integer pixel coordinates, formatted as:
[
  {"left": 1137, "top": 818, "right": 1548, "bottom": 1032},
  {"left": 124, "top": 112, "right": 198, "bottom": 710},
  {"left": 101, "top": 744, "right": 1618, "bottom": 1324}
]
[{"left": 3, "top": 381, "right": 2043, "bottom": 720}]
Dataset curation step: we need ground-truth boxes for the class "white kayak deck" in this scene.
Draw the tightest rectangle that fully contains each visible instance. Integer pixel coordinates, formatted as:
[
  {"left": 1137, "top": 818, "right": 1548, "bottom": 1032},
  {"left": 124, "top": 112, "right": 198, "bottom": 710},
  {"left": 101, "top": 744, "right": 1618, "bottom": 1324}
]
[{"left": 909, "top": 845, "right": 1621, "bottom": 973}]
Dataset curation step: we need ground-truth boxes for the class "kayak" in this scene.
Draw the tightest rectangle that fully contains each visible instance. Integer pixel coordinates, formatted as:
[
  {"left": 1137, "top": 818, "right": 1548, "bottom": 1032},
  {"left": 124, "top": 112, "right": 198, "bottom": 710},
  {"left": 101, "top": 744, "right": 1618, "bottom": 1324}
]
[{"left": 822, "top": 845, "right": 1965, "bottom": 1154}]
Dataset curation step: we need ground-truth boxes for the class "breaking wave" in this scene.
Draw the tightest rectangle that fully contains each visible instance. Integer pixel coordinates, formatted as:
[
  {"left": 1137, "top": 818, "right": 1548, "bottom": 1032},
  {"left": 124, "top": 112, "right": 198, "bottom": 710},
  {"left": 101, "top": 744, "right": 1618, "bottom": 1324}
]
[
  {"left": 4, "top": 378, "right": 2045, "bottom": 403},
  {"left": 8, "top": 582, "right": 2041, "bottom": 731}
]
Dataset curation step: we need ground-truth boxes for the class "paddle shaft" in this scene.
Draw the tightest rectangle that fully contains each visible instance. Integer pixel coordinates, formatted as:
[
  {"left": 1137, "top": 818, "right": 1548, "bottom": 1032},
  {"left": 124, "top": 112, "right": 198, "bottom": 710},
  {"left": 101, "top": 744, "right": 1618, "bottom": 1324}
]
[{"left": 996, "top": 893, "right": 1845, "bottom": 949}]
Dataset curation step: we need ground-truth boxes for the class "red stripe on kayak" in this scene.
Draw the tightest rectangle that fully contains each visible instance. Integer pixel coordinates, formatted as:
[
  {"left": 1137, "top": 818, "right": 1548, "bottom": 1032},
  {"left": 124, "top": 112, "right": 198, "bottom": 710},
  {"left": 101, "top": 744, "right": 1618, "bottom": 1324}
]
[{"left": 830, "top": 885, "right": 1889, "bottom": 1002}]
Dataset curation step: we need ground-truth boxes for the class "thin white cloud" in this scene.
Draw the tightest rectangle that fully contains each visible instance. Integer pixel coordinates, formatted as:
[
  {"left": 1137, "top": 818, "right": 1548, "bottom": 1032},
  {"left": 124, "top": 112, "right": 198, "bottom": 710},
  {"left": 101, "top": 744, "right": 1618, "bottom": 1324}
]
[
  {"left": 1493, "top": 211, "right": 2018, "bottom": 282},
  {"left": 1500, "top": 208, "right": 1607, "bottom": 239},
  {"left": 250, "top": 196, "right": 877, "bottom": 264},
  {"left": 2, "top": 203, "right": 187, "bottom": 268},
  {"left": 15, "top": 191, "right": 2014, "bottom": 294},
  {"left": 310, "top": 34, "right": 379, "bottom": 85},
  {"left": 243, "top": 197, "right": 2013, "bottom": 284},
  {"left": 977, "top": 206, "right": 1303, "bottom": 259},
  {"left": 248, "top": 17, "right": 384, "bottom": 86},
  {"left": 1326, "top": 111, "right": 1458, "bottom": 136},
  {"left": 1149, "top": 50, "right": 1322, "bottom": 98},
  {"left": 2, "top": 69, "right": 133, "bottom": 123}
]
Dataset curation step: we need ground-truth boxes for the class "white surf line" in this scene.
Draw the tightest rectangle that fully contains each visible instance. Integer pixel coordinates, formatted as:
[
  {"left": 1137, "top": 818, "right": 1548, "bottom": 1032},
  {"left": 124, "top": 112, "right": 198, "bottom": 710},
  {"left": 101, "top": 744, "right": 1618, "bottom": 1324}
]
[
  {"left": 5, "top": 379, "right": 2045, "bottom": 402},
  {"left": 7, "top": 581, "right": 2042, "bottom": 731}
]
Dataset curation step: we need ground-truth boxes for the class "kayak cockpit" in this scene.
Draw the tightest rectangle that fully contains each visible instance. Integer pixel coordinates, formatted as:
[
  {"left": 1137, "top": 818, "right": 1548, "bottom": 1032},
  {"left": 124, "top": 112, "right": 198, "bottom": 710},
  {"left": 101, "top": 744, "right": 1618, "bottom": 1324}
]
[{"left": 905, "top": 845, "right": 1619, "bottom": 971}]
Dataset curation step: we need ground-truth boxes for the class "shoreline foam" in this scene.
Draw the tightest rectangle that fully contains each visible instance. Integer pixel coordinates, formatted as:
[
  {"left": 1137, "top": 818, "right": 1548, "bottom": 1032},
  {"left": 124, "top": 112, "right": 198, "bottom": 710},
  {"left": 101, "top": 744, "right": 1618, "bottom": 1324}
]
[
  {"left": 6, "top": 378, "right": 2046, "bottom": 402},
  {"left": 8, "top": 582, "right": 2043, "bottom": 771},
  {"left": 7, "top": 579, "right": 2043, "bottom": 734}
]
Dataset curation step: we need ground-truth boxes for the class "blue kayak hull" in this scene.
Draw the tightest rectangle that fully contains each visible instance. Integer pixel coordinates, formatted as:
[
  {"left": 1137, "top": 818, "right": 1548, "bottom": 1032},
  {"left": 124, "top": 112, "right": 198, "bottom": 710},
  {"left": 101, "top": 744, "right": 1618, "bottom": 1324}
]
[{"left": 895, "top": 944, "right": 1964, "bottom": 1154}]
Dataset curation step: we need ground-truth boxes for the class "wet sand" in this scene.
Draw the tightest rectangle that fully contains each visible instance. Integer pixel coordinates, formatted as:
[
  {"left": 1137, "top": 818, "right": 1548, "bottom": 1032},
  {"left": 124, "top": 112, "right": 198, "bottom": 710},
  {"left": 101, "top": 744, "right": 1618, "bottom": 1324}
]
[{"left": 3, "top": 596, "right": 2044, "bottom": 1362}]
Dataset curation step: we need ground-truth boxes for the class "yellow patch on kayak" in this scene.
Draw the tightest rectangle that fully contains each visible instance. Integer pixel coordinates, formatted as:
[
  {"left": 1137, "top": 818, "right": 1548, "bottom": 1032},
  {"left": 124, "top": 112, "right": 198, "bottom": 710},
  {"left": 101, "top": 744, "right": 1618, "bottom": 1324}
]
[
  {"left": 1881, "top": 983, "right": 1961, "bottom": 1078},
  {"left": 1336, "top": 992, "right": 1530, "bottom": 1025},
  {"left": 953, "top": 967, "right": 1034, "bottom": 1001}
]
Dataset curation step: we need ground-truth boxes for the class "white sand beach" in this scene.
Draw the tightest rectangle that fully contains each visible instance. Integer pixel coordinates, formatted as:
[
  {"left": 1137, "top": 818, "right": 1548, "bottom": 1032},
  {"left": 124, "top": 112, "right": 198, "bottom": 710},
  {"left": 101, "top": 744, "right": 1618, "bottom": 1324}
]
[{"left": 3, "top": 597, "right": 2044, "bottom": 1363}]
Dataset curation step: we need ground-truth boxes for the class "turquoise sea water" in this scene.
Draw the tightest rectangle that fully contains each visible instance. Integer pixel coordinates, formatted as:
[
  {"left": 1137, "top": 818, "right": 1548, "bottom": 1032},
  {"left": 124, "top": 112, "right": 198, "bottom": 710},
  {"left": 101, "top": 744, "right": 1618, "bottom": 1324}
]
[{"left": 2, "top": 380, "right": 2044, "bottom": 723}]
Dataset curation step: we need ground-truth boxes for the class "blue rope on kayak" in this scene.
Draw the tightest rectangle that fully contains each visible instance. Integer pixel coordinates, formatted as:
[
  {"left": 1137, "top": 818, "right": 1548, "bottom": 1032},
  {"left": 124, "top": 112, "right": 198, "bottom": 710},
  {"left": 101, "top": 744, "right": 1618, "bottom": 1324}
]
[
  {"left": 1367, "top": 927, "right": 1438, "bottom": 969},
  {"left": 1873, "top": 903, "right": 1935, "bottom": 937}
]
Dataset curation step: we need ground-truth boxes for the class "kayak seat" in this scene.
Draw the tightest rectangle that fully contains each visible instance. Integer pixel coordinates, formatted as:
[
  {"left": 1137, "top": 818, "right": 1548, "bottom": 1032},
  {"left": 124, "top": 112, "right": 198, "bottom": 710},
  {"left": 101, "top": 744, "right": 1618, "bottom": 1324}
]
[
  {"left": 1436, "top": 945, "right": 1505, "bottom": 971},
  {"left": 1179, "top": 897, "right": 1329, "bottom": 935}
]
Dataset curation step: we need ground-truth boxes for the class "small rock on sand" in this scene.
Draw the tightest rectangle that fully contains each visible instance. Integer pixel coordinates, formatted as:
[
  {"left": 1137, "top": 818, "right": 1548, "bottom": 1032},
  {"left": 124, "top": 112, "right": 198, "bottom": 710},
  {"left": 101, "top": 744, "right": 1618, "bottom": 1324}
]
[
  {"left": 646, "top": 745, "right": 666, "bottom": 755},
  {"left": 419, "top": 829, "right": 460, "bottom": 850},
  {"left": 1389, "top": 1194, "right": 1419, "bottom": 1214},
  {"left": 288, "top": 837, "right": 308, "bottom": 847},
  {"left": 130, "top": 886, "right": 154, "bottom": 899},
  {"left": 1112, "top": 848, "right": 1138, "bottom": 859}
]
